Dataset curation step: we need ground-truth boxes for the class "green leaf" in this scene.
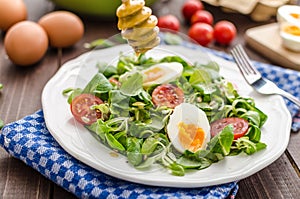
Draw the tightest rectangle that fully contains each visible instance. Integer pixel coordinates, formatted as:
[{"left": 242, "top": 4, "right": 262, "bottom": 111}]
[
  {"left": 232, "top": 137, "right": 267, "bottom": 155},
  {"left": 62, "top": 87, "right": 83, "bottom": 104},
  {"left": 241, "top": 111, "right": 261, "bottom": 127},
  {"left": 223, "top": 81, "right": 238, "bottom": 101},
  {"left": 168, "top": 163, "right": 185, "bottom": 176},
  {"left": 135, "top": 156, "right": 157, "bottom": 169},
  {"left": 194, "top": 62, "right": 220, "bottom": 80},
  {"left": 246, "top": 125, "right": 261, "bottom": 142},
  {"left": 253, "top": 107, "right": 268, "bottom": 127},
  {"left": 114, "top": 131, "right": 128, "bottom": 147},
  {"left": 148, "top": 112, "right": 167, "bottom": 131},
  {"left": 83, "top": 73, "right": 113, "bottom": 94},
  {"left": 120, "top": 72, "right": 143, "bottom": 96},
  {"left": 128, "top": 121, "right": 155, "bottom": 138},
  {"left": 116, "top": 54, "right": 137, "bottom": 74},
  {"left": 219, "top": 125, "right": 235, "bottom": 155},
  {"left": 97, "top": 62, "right": 117, "bottom": 78},
  {"left": 105, "top": 133, "right": 126, "bottom": 151},
  {"left": 86, "top": 120, "right": 108, "bottom": 141},
  {"left": 244, "top": 143, "right": 257, "bottom": 155},
  {"left": 208, "top": 125, "right": 234, "bottom": 156},
  {"left": 159, "top": 56, "right": 189, "bottom": 67},
  {"left": 62, "top": 87, "right": 74, "bottom": 96},
  {"left": 141, "top": 137, "right": 159, "bottom": 155},
  {"left": 194, "top": 150, "right": 222, "bottom": 162},
  {"left": 189, "top": 69, "right": 212, "bottom": 85},
  {"left": 233, "top": 98, "right": 268, "bottom": 127},
  {"left": 126, "top": 137, "right": 143, "bottom": 166},
  {"left": 255, "top": 142, "right": 267, "bottom": 151},
  {"left": 138, "top": 90, "right": 153, "bottom": 105},
  {"left": 192, "top": 84, "right": 216, "bottom": 95},
  {"left": 177, "top": 156, "right": 211, "bottom": 170},
  {"left": 68, "top": 88, "right": 82, "bottom": 104},
  {"left": 109, "top": 90, "right": 130, "bottom": 117}
]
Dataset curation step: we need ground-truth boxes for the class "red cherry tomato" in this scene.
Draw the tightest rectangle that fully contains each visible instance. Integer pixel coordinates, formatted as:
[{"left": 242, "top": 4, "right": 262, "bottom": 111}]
[
  {"left": 182, "top": 0, "right": 204, "bottom": 21},
  {"left": 213, "top": 20, "right": 237, "bottom": 45},
  {"left": 191, "top": 10, "right": 214, "bottom": 25},
  {"left": 152, "top": 84, "right": 184, "bottom": 108},
  {"left": 70, "top": 93, "right": 103, "bottom": 125},
  {"left": 157, "top": 15, "right": 180, "bottom": 32},
  {"left": 188, "top": 22, "right": 214, "bottom": 46},
  {"left": 210, "top": 117, "right": 249, "bottom": 140}
]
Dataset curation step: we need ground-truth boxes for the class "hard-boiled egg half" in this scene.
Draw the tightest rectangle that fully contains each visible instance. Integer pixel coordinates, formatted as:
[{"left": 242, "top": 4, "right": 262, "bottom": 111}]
[
  {"left": 277, "top": 5, "right": 300, "bottom": 52},
  {"left": 167, "top": 103, "right": 211, "bottom": 153},
  {"left": 279, "top": 22, "right": 300, "bottom": 52},
  {"left": 277, "top": 5, "right": 300, "bottom": 25},
  {"left": 142, "top": 62, "right": 183, "bottom": 87}
]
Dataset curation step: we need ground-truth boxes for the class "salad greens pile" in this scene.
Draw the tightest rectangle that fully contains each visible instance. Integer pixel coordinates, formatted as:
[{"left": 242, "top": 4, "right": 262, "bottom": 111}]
[{"left": 64, "top": 53, "right": 268, "bottom": 176}]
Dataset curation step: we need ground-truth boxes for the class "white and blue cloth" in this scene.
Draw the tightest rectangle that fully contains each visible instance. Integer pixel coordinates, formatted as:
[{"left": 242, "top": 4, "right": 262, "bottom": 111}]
[
  {"left": 0, "top": 110, "right": 239, "bottom": 199},
  {"left": 1, "top": 43, "right": 300, "bottom": 198}
]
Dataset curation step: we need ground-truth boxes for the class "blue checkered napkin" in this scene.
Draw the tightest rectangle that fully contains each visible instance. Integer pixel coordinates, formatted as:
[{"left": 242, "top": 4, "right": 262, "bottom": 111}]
[
  {"left": 0, "top": 110, "right": 239, "bottom": 199},
  {"left": 205, "top": 48, "right": 300, "bottom": 132}
]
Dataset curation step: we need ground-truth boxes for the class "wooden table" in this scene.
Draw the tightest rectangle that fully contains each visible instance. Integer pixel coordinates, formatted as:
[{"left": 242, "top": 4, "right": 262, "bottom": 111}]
[{"left": 0, "top": 0, "right": 299, "bottom": 198}]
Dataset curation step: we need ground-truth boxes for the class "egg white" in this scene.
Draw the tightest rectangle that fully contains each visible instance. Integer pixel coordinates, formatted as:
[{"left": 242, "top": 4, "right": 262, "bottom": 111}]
[
  {"left": 277, "top": 5, "right": 300, "bottom": 25},
  {"left": 142, "top": 62, "right": 183, "bottom": 87},
  {"left": 280, "top": 22, "right": 300, "bottom": 52},
  {"left": 277, "top": 5, "right": 300, "bottom": 52},
  {"left": 166, "top": 103, "right": 211, "bottom": 153}
]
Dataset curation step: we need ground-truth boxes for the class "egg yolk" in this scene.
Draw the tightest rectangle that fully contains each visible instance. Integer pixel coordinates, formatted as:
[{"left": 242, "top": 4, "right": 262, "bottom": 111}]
[
  {"left": 143, "top": 67, "right": 164, "bottom": 83},
  {"left": 284, "top": 25, "right": 300, "bottom": 36},
  {"left": 178, "top": 122, "right": 206, "bottom": 152},
  {"left": 290, "top": 13, "right": 300, "bottom": 20}
]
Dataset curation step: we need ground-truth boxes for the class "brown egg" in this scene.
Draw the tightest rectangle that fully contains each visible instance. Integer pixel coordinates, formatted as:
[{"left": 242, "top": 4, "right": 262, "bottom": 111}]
[
  {"left": 4, "top": 21, "right": 48, "bottom": 66},
  {"left": 38, "top": 11, "right": 84, "bottom": 48},
  {"left": 0, "top": 0, "right": 27, "bottom": 31}
]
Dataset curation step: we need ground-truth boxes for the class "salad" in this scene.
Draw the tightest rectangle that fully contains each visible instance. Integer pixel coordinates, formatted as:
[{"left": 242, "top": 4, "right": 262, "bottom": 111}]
[{"left": 63, "top": 52, "right": 268, "bottom": 176}]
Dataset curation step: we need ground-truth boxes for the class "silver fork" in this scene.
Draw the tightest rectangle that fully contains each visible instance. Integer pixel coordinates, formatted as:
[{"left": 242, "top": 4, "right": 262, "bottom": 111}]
[{"left": 231, "top": 44, "right": 300, "bottom": 107}]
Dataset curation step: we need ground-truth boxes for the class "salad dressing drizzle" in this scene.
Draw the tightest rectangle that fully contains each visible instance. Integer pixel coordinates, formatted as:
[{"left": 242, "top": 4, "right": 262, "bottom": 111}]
[{"left": 116, "top": 0, "right": 160, "bottom": 56}]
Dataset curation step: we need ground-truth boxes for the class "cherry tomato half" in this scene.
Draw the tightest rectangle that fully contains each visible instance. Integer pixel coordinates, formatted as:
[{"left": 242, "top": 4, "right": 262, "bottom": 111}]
[
  {"left": 157, "top": 15, "right": 180, "bottom": 32},
  {"left": 152, "top": 84, "right": 184, "bottom": 108},
  {"left": 210, "top": 117, "right": 249, "bottom": 140},
  {"left": 191, "top": 10, "right": 214, "bottom": 25},
  {"left": 188, "top": 22, "right": 214, "bottom": 46},
  {"left": 182, "top": 0, "right": 204, "bottom": 21},
  {"left": 213, "top": 20, "right": 237, "bottom": 45},
  {"left": 71, "top": 93, "right": 103, "bottom": 125}
]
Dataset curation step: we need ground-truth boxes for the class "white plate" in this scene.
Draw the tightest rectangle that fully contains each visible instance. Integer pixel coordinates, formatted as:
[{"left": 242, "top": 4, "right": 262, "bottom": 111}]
[{"left": 42, "top": 45, "right": 291, "bottom": 188}]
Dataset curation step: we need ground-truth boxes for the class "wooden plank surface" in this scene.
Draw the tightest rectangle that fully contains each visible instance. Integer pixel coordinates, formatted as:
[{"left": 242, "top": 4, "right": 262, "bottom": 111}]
[
  {"left": 245, "top": 23, "right": 300, "bottom": 71},
  {"left": 0, "top": 0, "right": 299, "bottom": 198},
  {"left": 237, "top": 154, "right": 300, "bottom": 198}
]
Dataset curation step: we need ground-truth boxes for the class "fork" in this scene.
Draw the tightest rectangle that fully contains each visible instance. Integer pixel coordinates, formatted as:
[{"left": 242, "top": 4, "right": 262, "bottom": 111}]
[{"left": 230, "top": 44, "right": 300, "bottom": 107}]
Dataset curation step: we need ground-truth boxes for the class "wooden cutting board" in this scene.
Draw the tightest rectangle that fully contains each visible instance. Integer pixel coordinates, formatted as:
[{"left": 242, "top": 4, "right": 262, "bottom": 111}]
[{"left": 245, "top": 23, "right": 300, "bottom": 71}]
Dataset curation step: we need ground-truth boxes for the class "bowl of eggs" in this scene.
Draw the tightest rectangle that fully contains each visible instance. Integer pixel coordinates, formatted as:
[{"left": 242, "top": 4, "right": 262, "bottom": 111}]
[
  {"left": 277, "top": 5, "right": 300, "bottom": 52},
  {"left": 50, "top": 0, "right": 158, "bottom": 18}
]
